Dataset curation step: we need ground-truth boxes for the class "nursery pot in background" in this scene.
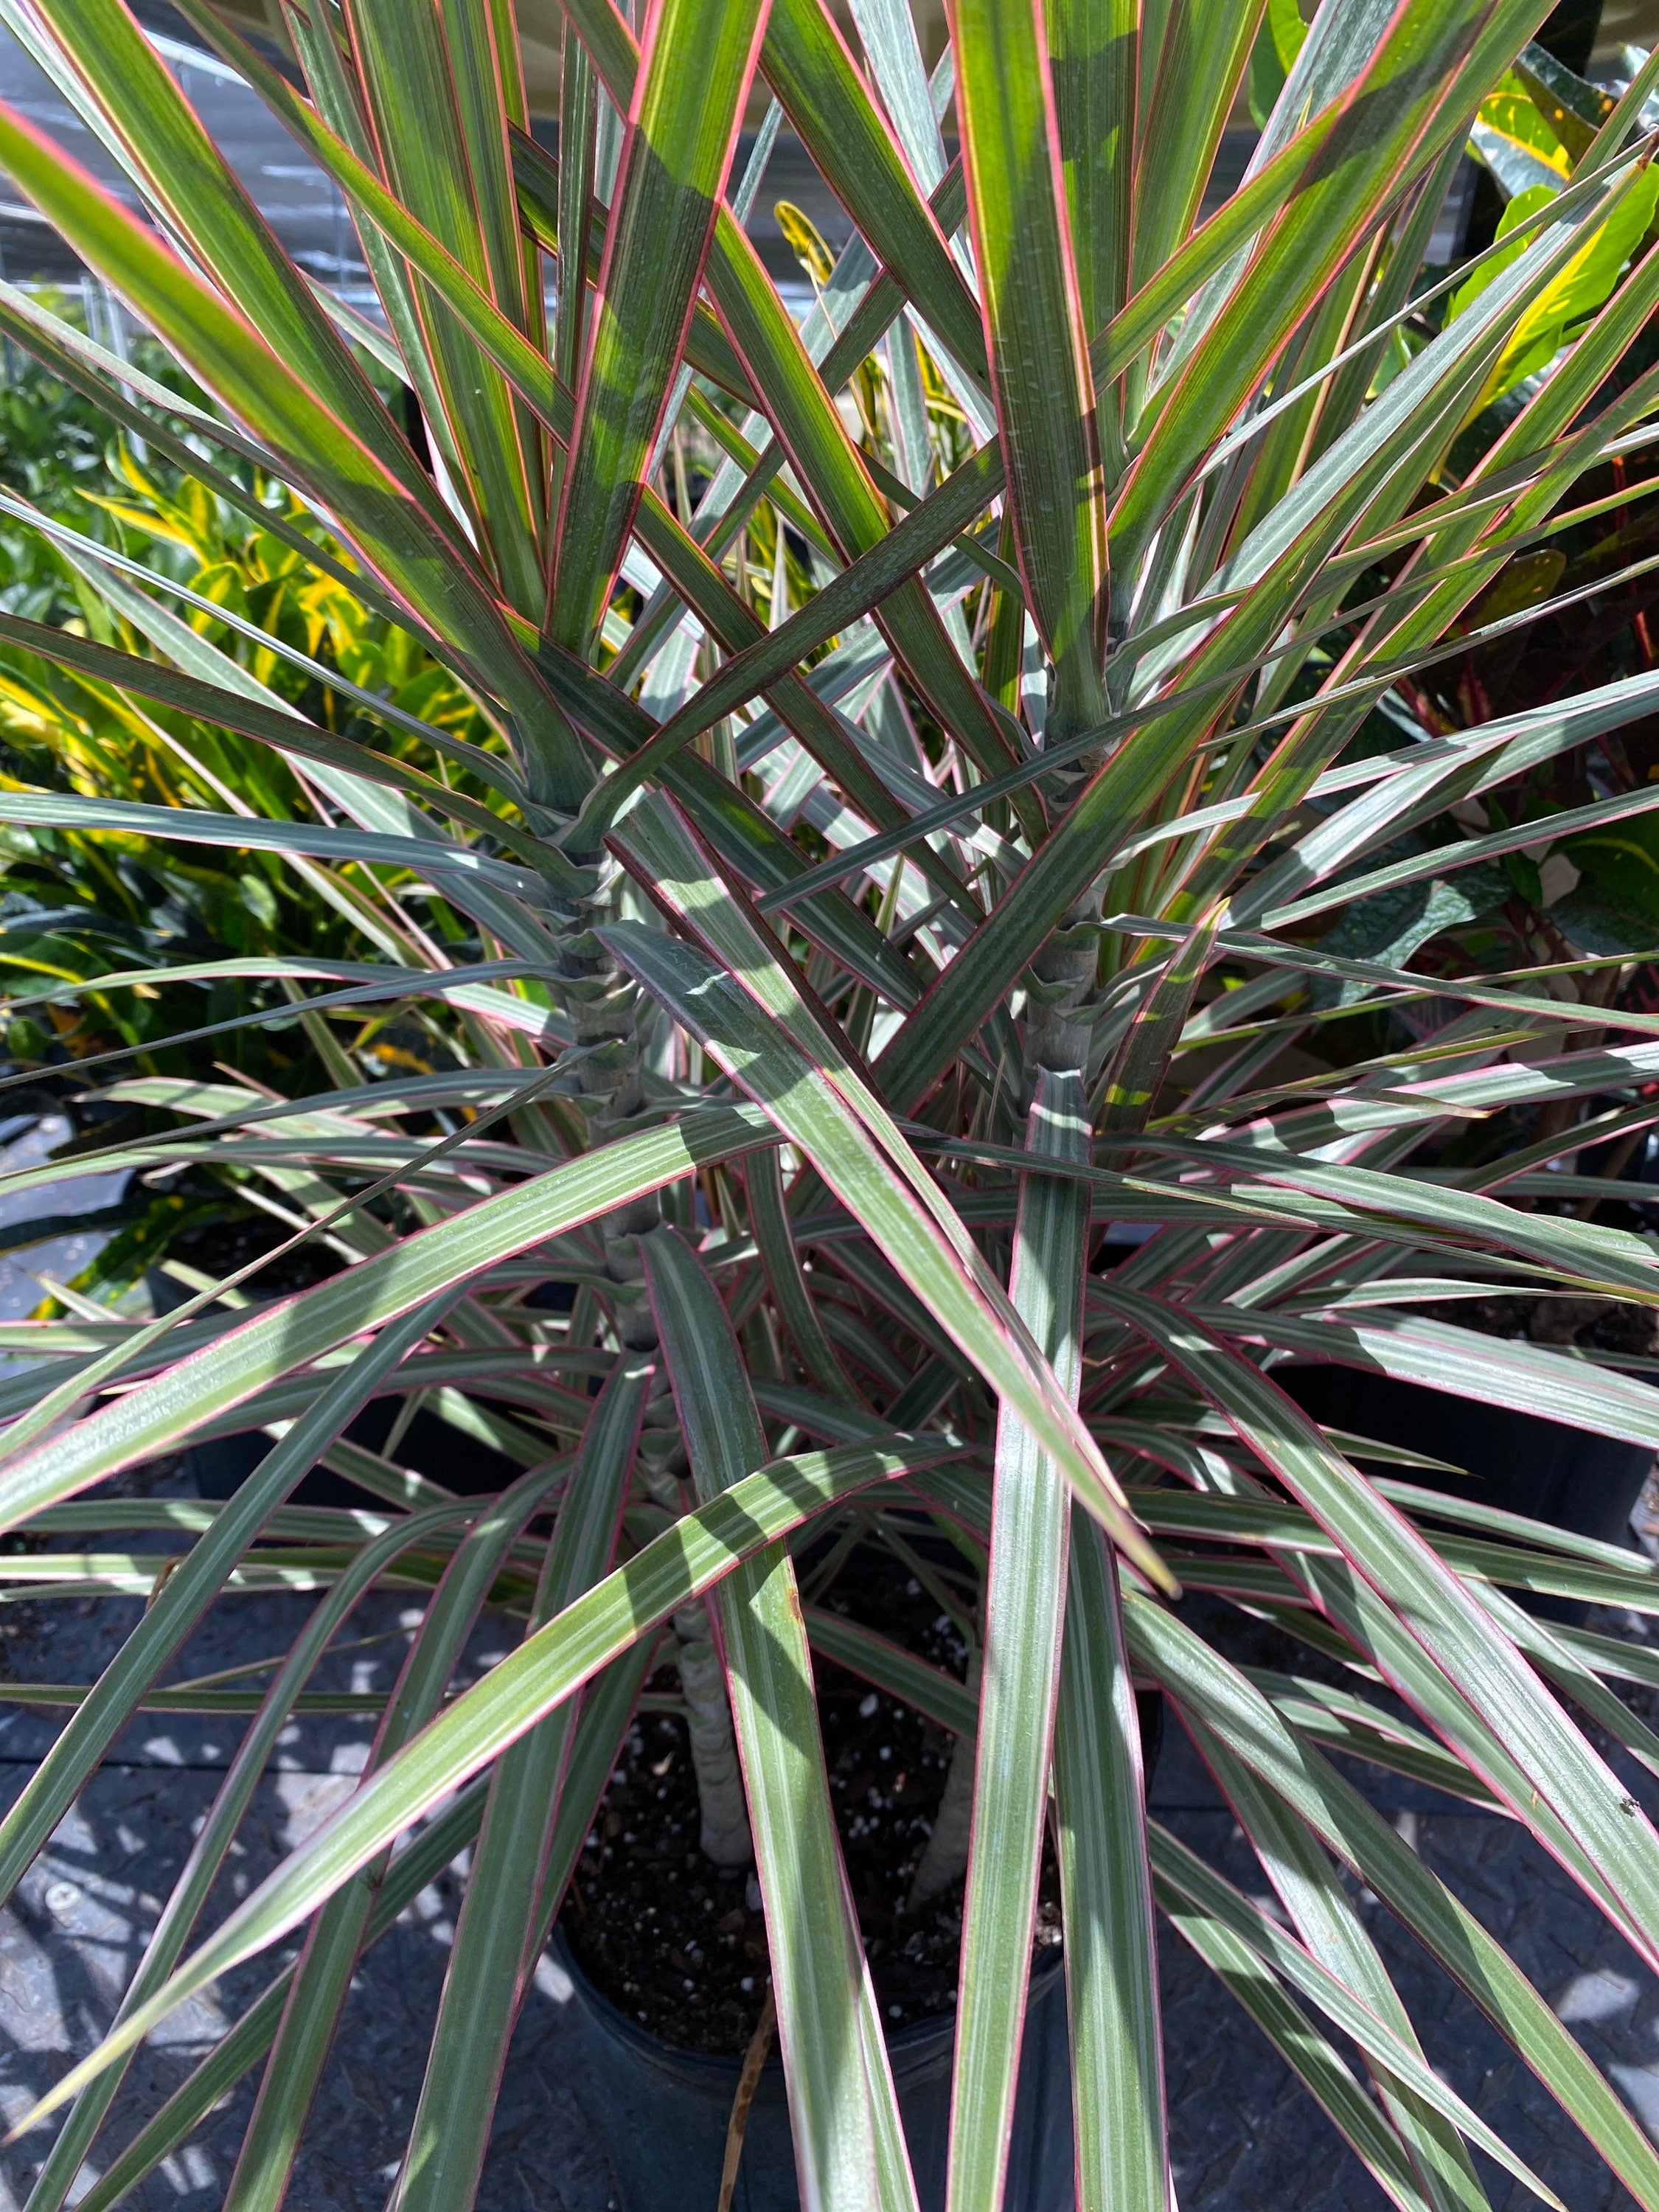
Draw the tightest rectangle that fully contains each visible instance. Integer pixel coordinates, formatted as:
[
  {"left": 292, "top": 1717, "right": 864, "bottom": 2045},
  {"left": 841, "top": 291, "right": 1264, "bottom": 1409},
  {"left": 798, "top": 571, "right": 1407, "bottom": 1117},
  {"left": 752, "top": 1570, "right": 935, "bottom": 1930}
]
[
  {"left": 156, "top": 1267, "right": 571, "bottom": 1505},
  {"left": 185, "top": 1391, "right": 526, "bottom": 1506},
  {"left": 1279, "top": 1366, "right": 1652, "bottom": 1553}
]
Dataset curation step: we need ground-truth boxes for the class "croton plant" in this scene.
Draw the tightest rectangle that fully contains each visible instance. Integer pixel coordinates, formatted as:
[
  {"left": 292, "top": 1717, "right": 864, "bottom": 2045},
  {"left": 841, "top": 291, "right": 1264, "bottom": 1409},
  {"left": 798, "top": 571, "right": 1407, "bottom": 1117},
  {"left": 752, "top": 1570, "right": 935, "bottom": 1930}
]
[{"left": 4, "top": 0, "right": 1659, "bottom": 2206}]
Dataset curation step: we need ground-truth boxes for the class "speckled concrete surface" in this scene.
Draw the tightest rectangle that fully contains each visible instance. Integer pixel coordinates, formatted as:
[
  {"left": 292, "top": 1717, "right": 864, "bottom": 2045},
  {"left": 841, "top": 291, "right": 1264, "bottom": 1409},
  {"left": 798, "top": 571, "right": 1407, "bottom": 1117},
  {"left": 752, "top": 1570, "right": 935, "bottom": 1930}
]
[
  {"left": 1152, "top": 1727, "right": 1659, "bottom": 2211},
  {"left": 0, "top": 1464, "right": 618, "bottom": 2212},
  {"left": 4, "top": 1512, "right": 1659, "bottom": 2210}
]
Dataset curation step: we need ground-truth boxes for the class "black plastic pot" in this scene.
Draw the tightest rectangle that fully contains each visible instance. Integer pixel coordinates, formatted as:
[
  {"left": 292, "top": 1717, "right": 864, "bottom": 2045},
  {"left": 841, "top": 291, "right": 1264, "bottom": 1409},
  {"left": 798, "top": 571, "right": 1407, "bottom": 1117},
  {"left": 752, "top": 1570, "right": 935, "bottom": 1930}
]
[
  {"left": 187, "top": 1393, "right": 525, "bottom": 1506},
  {"left": 1279, "top": 1366, "right": 1652, "bottom": 1606},
  {"left": 560, "top": 1692, "right": 1160, "bottom": 2212},
  {"left": 555, "top": 1933, "right": 1074, "bottom": 2212},
  {"left": 159, "top": 1265, "right": 570, "bottom": 1506}
]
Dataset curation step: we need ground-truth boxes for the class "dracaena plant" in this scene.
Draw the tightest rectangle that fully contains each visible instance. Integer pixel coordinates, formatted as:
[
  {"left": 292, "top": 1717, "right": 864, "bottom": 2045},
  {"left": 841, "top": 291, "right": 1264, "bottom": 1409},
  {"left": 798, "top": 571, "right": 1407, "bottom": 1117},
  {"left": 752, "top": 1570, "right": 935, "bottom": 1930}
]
[{"left": 8, "top": 0, "right": 1659, "bottom": 2207}]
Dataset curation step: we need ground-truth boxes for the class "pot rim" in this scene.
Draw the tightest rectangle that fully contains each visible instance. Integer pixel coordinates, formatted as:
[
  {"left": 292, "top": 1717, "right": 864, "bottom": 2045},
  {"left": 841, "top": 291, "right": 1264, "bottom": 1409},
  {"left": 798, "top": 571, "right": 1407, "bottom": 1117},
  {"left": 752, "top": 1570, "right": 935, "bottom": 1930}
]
[{"left": 549, "top": 1924, "right": 1065, "bottom": 2080}]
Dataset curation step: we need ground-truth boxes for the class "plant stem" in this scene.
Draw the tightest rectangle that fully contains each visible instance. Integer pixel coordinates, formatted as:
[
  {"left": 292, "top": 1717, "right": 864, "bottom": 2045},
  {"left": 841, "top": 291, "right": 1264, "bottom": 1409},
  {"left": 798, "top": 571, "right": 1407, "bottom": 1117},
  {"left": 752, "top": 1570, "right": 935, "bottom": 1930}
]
[
  {"left": 675, "top": 1602, "right": 754, "bottom": 1866},
  {"left": 908, "top": 1647, "right": 981, "bottom": 1909}
]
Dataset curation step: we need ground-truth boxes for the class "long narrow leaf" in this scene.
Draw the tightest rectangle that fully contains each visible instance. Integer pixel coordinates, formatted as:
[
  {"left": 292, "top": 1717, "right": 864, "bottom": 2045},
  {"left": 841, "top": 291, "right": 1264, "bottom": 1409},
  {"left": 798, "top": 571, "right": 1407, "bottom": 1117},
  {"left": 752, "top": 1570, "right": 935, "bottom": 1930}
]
[{"left": 10, "top": 1434, "right": 954, "bottom": 2136}]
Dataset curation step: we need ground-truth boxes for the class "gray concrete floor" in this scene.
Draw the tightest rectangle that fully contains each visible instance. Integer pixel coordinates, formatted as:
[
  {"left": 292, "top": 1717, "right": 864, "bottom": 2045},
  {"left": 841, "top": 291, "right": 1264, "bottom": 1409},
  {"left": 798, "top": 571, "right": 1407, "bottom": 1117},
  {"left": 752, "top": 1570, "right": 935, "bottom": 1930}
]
[
  {"left": 1153, "top": 1717, "right": 1659, "bottom": 2212},
  {"left": 4, "top": 1504, "right": 1659, "bottom": 2211},
  {"left": 0, "top": 1457, "right": 619, "bottom": 2212}
]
